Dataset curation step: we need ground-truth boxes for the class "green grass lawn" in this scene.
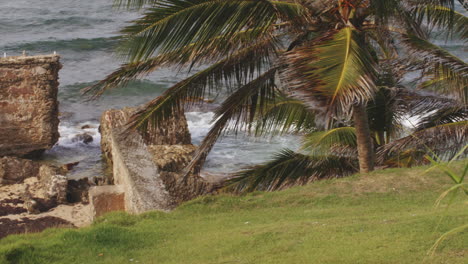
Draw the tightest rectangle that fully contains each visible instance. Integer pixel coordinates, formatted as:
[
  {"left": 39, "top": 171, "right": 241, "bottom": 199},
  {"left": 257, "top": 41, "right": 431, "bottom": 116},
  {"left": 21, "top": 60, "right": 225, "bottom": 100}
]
[{"left": 1, "top": 164, "right": 467, "bottom": 264}]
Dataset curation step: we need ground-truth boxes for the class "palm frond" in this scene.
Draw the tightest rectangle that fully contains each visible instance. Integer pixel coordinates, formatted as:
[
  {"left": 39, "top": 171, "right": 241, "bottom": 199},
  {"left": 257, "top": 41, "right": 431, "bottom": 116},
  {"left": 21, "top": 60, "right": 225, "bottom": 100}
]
[
  {"left": 114, "top": 0, "right": 158, "bottom": 9},
  {"left": 367, "top": 87, "right": 407, "bottom": 144},
  {"left": 302, "top": 127, "right": 357, "bottom": 153},
  {"left": 121, "top": 37, "right": 278, "bottom": 133},
  {"left": 285, "top": 27, "right": 378, "bottom": 115},
  {"left": 370, "top": 0, "right": 402, "bottom": 26},
  {"left": 409, "top": 0, "right": 456, "bottom": 9},
  {"left": 458, "top": 0, "right": 468, "bottom": 11},
  {"left": 377, "top": 121, "right": 468, "bottom": 165},
  {"left": 253, "top": 95, "right": 317, "bottom": 136},
  {"left": 224, "top": 149, "right": 358, "bottom": 193},
  {"left": 119, "top": 0, "right": 305, "bottom": 61},
  {"left": 412, "top": 5, "right": 468, "bottom": 38},
  {"left": 416, "top": 105, "right": 468, "bottom": 130},
  {"left": 83, "top": 31, "right": 280, "bottom": 97},
  {"left": 182, "top": 67, "right": 279, "bottom": 176},
  {"left": 402, "top": 34, "right": 468, "bottom": 103},
  {"left": 396, "top": 88, "right": 461, "bottom": 117}
]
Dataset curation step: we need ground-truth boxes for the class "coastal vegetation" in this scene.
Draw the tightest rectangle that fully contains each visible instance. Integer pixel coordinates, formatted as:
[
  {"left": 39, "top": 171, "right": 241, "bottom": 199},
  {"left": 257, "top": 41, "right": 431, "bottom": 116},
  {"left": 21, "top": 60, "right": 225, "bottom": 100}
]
[
  {"left": 1, "top": 163, "right": 467, "bottom": 263},
  {"left": 87, "top": 0, "right": 468, "bottom": 192}
]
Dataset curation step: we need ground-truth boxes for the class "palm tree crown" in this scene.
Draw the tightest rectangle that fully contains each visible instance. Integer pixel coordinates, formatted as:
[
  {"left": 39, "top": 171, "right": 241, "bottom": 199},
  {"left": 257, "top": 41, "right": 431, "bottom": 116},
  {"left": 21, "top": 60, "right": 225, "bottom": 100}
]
[{"left": 88, "top": 0, "right": 467, "bottom": 192}]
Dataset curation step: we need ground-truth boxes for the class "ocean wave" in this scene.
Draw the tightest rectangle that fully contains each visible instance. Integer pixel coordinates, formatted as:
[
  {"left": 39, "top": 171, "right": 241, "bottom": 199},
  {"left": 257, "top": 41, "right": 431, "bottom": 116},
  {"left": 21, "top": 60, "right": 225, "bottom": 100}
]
[
  {"left": 2, "top": 37, "right": 118, "bottom": 54},
  {"left": 56, "top": 121, "right": 101, "bottom": 148}
]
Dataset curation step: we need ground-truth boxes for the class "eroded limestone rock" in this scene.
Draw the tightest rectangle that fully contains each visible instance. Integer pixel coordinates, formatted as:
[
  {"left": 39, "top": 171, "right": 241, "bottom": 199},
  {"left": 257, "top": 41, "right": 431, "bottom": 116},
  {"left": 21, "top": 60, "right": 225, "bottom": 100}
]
[
  {"left": 100, "top": 107, "right": 192, "bottom": 166},
  {"left": 148, "top": 144, "right": 197, "bottom": 172},
  {"left": 0, "top": 55, "right": 61, "bottom": 157}
]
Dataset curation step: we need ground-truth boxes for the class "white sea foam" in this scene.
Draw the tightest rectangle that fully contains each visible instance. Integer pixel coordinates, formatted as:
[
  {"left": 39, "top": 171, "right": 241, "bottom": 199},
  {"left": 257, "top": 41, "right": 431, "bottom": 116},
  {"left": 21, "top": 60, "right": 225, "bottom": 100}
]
[
  {"left": 56, "top": 121, "right": 101, "bottom": 148},
  {"left": 185, "top": 112, "right": 301, "bottom": 173}
]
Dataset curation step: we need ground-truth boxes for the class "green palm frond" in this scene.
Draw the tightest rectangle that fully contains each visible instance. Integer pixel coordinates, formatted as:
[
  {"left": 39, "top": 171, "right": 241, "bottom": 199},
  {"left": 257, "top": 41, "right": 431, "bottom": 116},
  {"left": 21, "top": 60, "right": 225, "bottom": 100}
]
[
  {"left": 123, "top": 37, "right": 279, "bottom": 132},
  {"left": 253, "top": 95, "right": 316, "bottom": 136},
  {"left": 224, "top": 149, "right": 358, "bottom": 193},
  {"left": 302, "top": 127, "right": 357, "bottom": 154},
  {"left": 416, "top": 105, "right": 468, "bottom": 130},
  {"left": 285, "top": 27, "right": 378, "bottom": 115},
  {"left": 182, "top": 67, "right": 279, "bottom": 176},
  {"left": 83, "top": 31, "right": 280, "bottom": 97},
  {"left": 412, "top": 5, "right": 468, "bottom": 38},
  {"left": 119, "top": 0, "right": 305, "bottom": 61},
  {"left": 402, "top": 34, "right": 468, "bottom": 103},
  {"left": 377, "top": 121, "right": 468, "bottom": 165},
  {"left": 410, "top": 0, "right": 456, "bottom": 9}
]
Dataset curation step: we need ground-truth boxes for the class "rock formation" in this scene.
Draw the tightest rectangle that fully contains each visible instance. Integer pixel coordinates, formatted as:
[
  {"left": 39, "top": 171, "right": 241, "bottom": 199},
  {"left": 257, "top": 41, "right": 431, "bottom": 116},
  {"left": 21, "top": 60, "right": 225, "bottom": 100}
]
[
  {"left": 0, "top": 55, "right": 61, "bottom": 157},
  {"left": 98, "top": 106, "right": 216, "bottom": 215}
]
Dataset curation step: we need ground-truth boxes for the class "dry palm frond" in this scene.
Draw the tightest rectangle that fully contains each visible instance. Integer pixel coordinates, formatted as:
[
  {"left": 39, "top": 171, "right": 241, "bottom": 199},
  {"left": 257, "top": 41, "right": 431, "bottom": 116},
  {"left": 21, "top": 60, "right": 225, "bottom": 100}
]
[
  {"left": 402, "top": 34, "right": 468, "bottom": 103},
  {"left": 416, "top": 105, "right": 468, "bottom": 130},
  {"left": 377, "top": 121, "right": 468, "bottom": 164}
]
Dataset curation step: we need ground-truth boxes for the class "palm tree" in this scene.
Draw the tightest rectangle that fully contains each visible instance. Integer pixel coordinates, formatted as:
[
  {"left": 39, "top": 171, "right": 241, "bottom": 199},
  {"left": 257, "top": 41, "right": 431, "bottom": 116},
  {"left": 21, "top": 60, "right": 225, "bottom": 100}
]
[
  {"left": 87, "top": 0, "right": 467, "bottom": 180},
  {"left": 225, "top": 87, "right": 467, "bottom": 193}
]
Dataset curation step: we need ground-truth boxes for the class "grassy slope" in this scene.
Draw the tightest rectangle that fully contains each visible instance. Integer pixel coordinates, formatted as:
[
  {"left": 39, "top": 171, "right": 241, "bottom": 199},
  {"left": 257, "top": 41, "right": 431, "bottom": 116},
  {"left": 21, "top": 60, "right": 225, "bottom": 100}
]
[{"left": 0, "top": 164, "right": 467, "bottom": 264}]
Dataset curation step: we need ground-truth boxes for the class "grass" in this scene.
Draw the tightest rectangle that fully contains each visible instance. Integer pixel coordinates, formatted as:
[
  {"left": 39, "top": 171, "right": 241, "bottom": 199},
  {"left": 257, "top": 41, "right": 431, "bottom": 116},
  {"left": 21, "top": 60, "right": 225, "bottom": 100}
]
[{"left": 0, "top": 163, "right": 467, "bottom": 264}]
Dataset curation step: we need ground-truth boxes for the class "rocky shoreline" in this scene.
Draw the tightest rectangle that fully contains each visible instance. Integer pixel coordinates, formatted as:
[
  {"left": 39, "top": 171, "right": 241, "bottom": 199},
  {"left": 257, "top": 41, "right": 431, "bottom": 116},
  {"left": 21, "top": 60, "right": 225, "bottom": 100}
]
[
  {"left": 0, "top": 156, "right": 96, "bottom": 239},
  {"left": 0, "top": 54, "right": 224, "bottom": 239}
]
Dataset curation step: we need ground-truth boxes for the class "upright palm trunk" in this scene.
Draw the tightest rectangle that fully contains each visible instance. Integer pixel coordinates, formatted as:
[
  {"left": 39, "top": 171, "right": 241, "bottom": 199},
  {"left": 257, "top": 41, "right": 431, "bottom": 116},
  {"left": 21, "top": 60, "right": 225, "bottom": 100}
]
[{"left": 353, "top": 104, "right": 375, "bottom": 173}]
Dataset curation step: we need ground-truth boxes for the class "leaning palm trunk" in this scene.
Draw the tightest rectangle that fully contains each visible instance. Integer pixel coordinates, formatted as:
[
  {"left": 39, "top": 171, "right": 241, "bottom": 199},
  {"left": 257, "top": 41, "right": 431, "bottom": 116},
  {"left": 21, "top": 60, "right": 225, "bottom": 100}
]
[{"left": 353, "top": 104, "right": 375, "bottom": 172}]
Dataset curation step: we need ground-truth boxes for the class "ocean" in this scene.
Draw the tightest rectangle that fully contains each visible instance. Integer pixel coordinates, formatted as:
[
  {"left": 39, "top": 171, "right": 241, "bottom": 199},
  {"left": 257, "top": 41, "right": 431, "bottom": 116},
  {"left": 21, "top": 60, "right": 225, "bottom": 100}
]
[{"left": 0, "top": 0, "right": 300, "bottom": 179}]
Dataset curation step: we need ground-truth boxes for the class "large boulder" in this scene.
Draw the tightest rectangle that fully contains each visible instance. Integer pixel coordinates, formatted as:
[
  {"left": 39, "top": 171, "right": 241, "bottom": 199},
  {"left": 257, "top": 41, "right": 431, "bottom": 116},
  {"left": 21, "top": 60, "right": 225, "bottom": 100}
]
[{"left": 0, "top": 55, "right": 61, "bottom": 157}]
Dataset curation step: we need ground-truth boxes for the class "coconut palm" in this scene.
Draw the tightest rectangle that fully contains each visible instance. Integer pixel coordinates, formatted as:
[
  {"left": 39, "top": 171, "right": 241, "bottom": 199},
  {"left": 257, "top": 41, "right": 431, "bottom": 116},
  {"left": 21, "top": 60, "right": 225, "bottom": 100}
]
[{"left": 87, "top": 0, "right": 468, "bottom": 181}]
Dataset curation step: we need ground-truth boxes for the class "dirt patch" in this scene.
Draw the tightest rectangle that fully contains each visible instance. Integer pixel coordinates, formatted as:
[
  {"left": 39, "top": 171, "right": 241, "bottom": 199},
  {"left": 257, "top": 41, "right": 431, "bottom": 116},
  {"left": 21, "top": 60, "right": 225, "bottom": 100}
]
[{"left": 0, "top": 216, "right": 74, "bottom": 239}]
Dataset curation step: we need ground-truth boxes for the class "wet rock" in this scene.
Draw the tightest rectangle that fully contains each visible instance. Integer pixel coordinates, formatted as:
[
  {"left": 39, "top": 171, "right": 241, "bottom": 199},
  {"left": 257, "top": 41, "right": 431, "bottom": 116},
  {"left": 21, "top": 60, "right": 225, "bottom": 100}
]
[
  {"left": 0, "top": 55, "right": 61, "bottom": 157},
  {"left": 81, "top": 124, "right": 91, "bottom": 129},
  {"left": 63, "top": 161, "right": 80, "bottom": 171},
  {"left": 72, "top": 133, "right": 93, "bottom": 144},
  {"left": 0, "top": 156, "right": 41, "bottom": 185}
]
